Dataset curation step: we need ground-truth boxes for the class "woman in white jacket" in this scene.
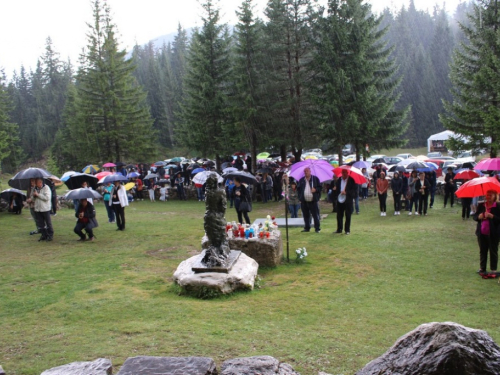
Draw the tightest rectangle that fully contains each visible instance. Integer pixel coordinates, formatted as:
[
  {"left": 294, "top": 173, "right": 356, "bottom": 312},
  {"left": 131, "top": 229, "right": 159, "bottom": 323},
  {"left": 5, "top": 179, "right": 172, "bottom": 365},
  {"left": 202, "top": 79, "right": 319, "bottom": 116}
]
[{"left": 110, "top": 181, "right": 129, "bottom": 231}]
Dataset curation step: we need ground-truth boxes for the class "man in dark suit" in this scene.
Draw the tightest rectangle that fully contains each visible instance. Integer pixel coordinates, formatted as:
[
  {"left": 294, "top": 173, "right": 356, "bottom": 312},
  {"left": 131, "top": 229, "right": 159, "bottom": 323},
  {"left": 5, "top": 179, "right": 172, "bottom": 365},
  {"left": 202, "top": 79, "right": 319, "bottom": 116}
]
[
  {"left": 297, "top": 167, "right": 322, "bottom": 233},
  {"left": 335, "top": 169, "right": 357, "bottom": 235}
]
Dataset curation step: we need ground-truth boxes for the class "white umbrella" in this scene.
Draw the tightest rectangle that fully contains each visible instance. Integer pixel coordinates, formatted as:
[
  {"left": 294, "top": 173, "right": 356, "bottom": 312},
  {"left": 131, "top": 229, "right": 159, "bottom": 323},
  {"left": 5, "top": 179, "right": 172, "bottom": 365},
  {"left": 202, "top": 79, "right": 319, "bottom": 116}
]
[
  {"left": 193, "top": 171, "right": 223, "bottom": 184},
  {"left": 222, "top": 167, "right": 238, "bottom": 174}
]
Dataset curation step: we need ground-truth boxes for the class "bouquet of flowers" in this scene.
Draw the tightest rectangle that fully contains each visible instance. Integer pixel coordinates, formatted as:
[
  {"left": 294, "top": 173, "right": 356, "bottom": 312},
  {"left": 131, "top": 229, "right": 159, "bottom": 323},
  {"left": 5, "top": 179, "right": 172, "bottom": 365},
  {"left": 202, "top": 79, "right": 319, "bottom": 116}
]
[{"left": 295, "top": 247, "right": 307, "bottom": 263}]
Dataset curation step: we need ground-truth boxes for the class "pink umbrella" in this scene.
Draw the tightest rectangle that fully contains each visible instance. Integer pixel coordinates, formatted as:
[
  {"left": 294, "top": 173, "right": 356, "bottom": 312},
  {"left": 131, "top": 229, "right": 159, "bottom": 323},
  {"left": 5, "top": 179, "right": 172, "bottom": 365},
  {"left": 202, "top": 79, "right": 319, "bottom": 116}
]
[
  {"left": 474, "top": 158, "right": 500, "bottom": 171},
  {"left": 333, "top": 165, "right": 367, "bottom": 185},
  {"left": 103, "top": 162, "right": 116, "bottom": 168},
  {"left": 95, "top": 171, "right": 112, "bottom": 180}
]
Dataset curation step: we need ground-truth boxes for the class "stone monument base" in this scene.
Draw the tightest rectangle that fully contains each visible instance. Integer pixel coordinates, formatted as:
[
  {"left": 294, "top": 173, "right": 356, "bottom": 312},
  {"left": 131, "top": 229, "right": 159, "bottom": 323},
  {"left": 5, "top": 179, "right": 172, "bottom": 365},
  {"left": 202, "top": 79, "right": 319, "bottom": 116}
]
[
  {"left": 173, "top": 252, "right": 258, "bottom": 295},
  {"left": 191, "top": 250, "right": 241, "bottom": 273}
]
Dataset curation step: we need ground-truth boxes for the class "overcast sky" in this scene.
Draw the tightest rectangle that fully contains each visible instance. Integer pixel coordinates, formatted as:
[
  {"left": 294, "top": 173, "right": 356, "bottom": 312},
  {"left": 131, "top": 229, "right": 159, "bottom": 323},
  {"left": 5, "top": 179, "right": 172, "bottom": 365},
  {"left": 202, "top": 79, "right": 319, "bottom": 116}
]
[{"left": 1, "top": 0, "right": 465, "bottom": 78}]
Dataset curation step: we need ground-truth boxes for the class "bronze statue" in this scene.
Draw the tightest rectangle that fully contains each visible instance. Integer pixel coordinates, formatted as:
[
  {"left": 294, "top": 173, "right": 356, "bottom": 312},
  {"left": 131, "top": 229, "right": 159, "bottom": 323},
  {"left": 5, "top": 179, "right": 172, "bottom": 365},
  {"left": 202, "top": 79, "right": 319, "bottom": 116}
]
[{"left": 201, "top": 173, "right": 230, "bottom": 267}]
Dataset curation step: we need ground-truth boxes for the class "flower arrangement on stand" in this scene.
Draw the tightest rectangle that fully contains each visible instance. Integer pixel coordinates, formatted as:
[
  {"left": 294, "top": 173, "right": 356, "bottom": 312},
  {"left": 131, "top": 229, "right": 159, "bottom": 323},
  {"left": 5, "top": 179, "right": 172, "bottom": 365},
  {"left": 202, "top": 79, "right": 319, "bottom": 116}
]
[{"left": 295, "top": 247, "right": 307, "bottom": 263}]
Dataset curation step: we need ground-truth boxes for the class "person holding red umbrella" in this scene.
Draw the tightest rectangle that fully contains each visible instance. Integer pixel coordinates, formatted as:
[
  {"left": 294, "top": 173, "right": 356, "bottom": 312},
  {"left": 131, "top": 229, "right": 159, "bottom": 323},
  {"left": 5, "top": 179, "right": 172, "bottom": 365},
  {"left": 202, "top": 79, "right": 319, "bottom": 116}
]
[{"left": 473, "top": 190, "right": 500, "bottom": 275}]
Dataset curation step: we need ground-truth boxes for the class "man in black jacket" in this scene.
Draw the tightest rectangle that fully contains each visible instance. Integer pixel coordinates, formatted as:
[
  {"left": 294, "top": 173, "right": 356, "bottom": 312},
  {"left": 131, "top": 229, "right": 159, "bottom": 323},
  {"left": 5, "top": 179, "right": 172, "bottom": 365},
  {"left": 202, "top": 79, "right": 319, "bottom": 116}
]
[
  {"left": 335, "top": 169, "right": 357, "bottom": 235},
  {"left": 297, "top": 167, "right": 322, "bottom": 233}
]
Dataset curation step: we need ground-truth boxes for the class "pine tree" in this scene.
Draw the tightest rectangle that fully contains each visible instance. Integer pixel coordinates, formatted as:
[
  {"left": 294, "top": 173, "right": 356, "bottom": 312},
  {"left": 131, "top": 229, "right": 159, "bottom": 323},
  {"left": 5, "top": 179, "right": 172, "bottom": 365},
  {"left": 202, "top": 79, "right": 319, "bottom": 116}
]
[
  {"left": 178, "top": 0, "right": 232, "bottom": 166},
  {"left": 60, "top": 0, "right": 156, "bottom": 165},
  {"left": 441, "top": 0, "right": 500, "bottom": 157},
  {"left": 230, "top": 0, "right": 269, "bottom": 172},
  {"left": 309, "top": 0, "right": 408, "bottom": 161},
  {"left": 0, "top": 72, "right": 21, "bottom": 173}
]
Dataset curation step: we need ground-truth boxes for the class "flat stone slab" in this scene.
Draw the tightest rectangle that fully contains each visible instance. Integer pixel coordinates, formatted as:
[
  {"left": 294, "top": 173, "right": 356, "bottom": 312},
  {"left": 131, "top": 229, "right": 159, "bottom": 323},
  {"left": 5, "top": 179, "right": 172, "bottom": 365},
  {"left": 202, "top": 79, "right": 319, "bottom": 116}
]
[
  {"left": 221, "top": 355, "right": 300, "bottom": 375},
  {"left": 116, "top": 356, "right": 217, "bottom": 375},
  {"left": 41, "top": 358, "right": 112, "bottom": 375},
  {"left": 202, "top": 231, "right": 283, "bottom": 267},
  {"left": 192, "top": 250, "right": 241, "bottom": 273},
  {"left": 173, "top": 252, "right": 258, "bottom": 294},
  {"left": 253, "top": 218, "right": 304, "bottom": 227}
]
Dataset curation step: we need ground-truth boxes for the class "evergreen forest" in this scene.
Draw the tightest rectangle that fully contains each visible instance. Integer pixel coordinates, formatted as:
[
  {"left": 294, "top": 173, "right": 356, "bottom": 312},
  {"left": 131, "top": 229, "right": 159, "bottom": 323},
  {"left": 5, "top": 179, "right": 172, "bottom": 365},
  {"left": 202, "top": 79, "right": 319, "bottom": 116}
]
[{"left": 0, "top": 0, "right": 490, "bottom": 173}]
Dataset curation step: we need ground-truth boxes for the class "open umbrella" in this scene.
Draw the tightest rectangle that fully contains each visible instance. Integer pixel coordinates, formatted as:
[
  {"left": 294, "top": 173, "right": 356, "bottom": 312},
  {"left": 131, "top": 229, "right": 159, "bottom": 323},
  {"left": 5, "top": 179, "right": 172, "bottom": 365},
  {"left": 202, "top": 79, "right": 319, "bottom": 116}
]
[
  {"left": 352, "top": 161, "right": 372, "bottom": 169},
  {"left": 102, "top": 162, "right": 116, "bottom": 168},
  {"left": 144, "top": 173, "right": 158, "bottom": 180},
  {"left": 99, "top": 173, "right": 129, "bottom": 184},
  {"left": 170, "top": 157, "right": 184, "bottom": 163},
  {"left": 1, "top": 188, "right": 27, "bottom": 201},
  {"left": 193, "top": 171, "right": 223, "bottom": 184},
  {"left": 127, "top": 171, "right": 140, "bottom": 179},
  {"left": 65, "top": 173, "right": 99, "bottom": 190},
  {"left": 82, "top": 164, "right": 100, "bottom": 174},
  {"left": 256, "top": 168, "right": 273, "bottom": 174},
  {"left": 48, "top": 175, "right": 63, "bottom": 186},
  {"left": 8, "top": 168, "right": 53, "bottom": 189},
  {"left": 124, "top": 182, "right": 136, "bottom": 191},
  {"left": 222, "top": 167, "right": 238, "bottom": 174},
  {"left": 203, "top": 160, "right": 215, "bottom": 168},
  {"left": 289, "top": 159, "right": 334, "bottom": 182},
  {"left": 406, "top": 161, "right": 430, "bottom": 171},
  {"left": 96, "top": 171, "right": 112, "bottom": 180},
  {"left": 454, "top": 170, "right": 480, "bottom": 180},
  {"left": 333, "top": 165, "right": 368, "bottom": 185},
  {"left": 154, "top": 161, "right": 167, "bottom": 167},
  {"left": 221, "top": 162, "right": 233, "bottom": 170},
  {"left": 456, "top": 177, "right": 500, "bottom": 198},
  {"left": 475, "top": 158, "right": 500, "bottom": 171},
  {"left": 389, "top": 165, "right": 407, "bottom": 174},
  {"left": 191, "top": 167, "right": 206, "bottom": 175},
  {"left": 64, "top": 188, "right": 103, "bottom": 200},
  {"left": 256, "top": 152, "right": 270, "bottom": 160},
  {"left": 223, "top": 171, "right": 258, "bottom": 185},
  {"left": 115, "top": 162, "right": 126, "bottom": 168},
  {"left": 61, "top": 171, "right": 76, "bottom": 182}
]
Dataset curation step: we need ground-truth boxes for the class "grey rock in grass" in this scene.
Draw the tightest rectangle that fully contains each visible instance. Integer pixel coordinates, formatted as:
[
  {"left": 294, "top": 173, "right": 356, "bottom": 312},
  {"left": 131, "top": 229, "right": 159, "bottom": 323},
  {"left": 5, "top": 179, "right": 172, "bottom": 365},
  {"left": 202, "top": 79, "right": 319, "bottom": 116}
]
[
  {"left": 356, "top": 322, "right": 500, "bottom": 375},
  {"left": 174, "top": 252, "right": 258, "bottom": 294},
  {"left": 116, "top": 356, "right": 216, "bottom": 375},
  {"left": 40, "top": 358, "right": 112, "bottom": 375},
  {"left": 318, "top": 373, "right": 333, "bottom": 375},
  {"left": 220, "top": 355, "right": 300, "bottom": 375}
]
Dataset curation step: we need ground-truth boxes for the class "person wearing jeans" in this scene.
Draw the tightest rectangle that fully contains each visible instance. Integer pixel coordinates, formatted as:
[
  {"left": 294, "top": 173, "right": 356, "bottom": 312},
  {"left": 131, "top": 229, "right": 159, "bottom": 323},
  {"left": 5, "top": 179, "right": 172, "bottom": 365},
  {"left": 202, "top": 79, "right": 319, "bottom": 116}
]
[
  {"left": 103, "top": 182, "right": 115, "bottom": 223},
  {"left": 408, "top": 170, "right": 419, "bottom": 215},
  {"left": 287, "top": 180, "right": 301, "bottom": 218}
]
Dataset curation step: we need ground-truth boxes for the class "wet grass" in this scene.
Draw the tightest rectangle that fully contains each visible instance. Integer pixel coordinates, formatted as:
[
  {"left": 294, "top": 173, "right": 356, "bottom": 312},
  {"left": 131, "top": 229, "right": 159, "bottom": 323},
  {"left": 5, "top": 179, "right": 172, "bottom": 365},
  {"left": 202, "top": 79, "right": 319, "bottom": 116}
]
[{"left": 0, "top": 190, "right": 498, "bottom": 375}]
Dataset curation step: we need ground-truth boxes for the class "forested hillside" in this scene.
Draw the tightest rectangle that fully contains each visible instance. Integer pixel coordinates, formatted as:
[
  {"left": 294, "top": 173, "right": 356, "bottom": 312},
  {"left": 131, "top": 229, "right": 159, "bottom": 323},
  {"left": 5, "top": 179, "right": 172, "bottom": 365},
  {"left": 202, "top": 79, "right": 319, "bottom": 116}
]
[{"left": 0, "top": 0, "right": 476, "bottom": 172}]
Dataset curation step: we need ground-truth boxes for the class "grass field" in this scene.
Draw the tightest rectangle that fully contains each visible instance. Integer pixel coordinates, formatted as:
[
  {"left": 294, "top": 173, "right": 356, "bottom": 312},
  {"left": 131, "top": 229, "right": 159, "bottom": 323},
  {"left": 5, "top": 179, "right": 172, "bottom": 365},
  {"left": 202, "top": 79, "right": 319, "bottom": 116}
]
[{"left": 1, "top": 174, "right": 499, "bottom": 375}]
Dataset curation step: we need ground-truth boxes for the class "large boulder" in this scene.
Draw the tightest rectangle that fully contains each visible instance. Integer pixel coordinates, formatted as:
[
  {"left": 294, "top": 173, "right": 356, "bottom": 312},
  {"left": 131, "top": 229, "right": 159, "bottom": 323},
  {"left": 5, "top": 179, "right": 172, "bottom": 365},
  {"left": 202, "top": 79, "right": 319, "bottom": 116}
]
[
  {"left": 220, "top": 355, "right": 300, "bottom": 375},
  {"left": 356, "top": 322, "right": 500, "bottom": 375},
  {"left": 116, "top": 356, "right": 216, "bottom": 375},
  {"left": 40, "top": 358, "right": 112, "bottom": 375},
  {"left": 173, "top": 252, "right": 258, "bottom": 295}
]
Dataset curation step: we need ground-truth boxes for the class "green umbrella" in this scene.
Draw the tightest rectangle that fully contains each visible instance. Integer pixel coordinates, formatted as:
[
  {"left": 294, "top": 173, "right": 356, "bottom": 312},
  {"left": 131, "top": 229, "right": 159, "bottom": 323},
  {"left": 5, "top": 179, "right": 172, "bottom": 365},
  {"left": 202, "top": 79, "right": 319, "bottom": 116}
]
[
  {"left": 256, "top": 152, "right": 270, "bottom": 160},
  {"left": 170, "top": 157, "right": 185, "bottom": 163}
]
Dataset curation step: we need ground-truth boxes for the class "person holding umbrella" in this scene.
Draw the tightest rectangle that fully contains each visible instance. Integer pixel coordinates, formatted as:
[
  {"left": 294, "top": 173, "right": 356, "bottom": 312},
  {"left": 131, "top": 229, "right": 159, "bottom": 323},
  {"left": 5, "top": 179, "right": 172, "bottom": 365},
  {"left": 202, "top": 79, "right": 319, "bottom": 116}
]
[
  {"left": 26, "top": 178, "right": 39, "bottom": 235},
  {"left": 473, "top": 190, "right": 500, "bottom": 275},
  {"left": 444, "top": 167, "right": 456, "bottom": 208},
  {"left": 391, "top": 171, "right": 403, "bottom": 215},
  {"left": 8, "top": 191, "right": 23, "bottom": 214},
  {"left": 335, "top": 169, "right": 356, "bottom": 234},
  {"left": 33, "top": 177, "right": 54, "bottom": 241},
  {"left": 103, "top": 182, "right": 115, "bottom": 223},
  {"left": 110, "top": 180, "right": 128, "bottom": 231},
  {"left": 74, "top": 199, "right": 98, "bottom": 241},
  {"left": 415, "top": 172, "right": 431, "bottom": 216},
  {"left": 297, "top": 167, "right": 322, "bottom": 233},
  {"left": 175, "top": 172, "right": 186, "bottom": 201},
  {"left": 233, "top": 176, "right": 251, "bottom": 225}
]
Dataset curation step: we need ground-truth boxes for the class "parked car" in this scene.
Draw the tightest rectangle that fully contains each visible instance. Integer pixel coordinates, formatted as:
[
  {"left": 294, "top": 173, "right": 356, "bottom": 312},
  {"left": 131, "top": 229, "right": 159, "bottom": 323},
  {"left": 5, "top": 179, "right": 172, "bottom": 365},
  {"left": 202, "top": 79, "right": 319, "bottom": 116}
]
[
  {"left": 455, "top": 151, "right": 476, "bottom": 164},
  {"left": 425, "top": 159, "right": 445, "bottom": 178},
  {"left": 427, "top": 152, "right": 442, "bottom": 158},
  {"left": 367, "top": 154, "right": 387, "bottom": 162},
  {"left": 342, "top": 144, "right": 356, "bottom": 156},
  {"left": 396, "top": 153, "right": 414, "bottom": 159},
  {"left": 371, "top": 156, "right": 402, "bottom": 166}
]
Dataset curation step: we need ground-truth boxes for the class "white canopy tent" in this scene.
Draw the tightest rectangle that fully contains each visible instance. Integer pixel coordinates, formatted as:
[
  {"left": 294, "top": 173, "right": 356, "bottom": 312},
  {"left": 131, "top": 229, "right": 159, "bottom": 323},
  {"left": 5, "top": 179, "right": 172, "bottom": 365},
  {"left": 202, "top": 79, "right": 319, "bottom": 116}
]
[{"left": 427, "top": 130, "right": 455, "bottom": 153}]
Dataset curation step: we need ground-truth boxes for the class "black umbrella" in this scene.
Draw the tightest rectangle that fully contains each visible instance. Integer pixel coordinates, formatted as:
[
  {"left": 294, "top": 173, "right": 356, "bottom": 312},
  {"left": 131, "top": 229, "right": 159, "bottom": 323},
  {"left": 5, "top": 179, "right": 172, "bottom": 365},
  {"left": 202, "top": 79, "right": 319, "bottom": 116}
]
[
  {"left": 224, "top": 171, "right": 258, "bottom": 185},
  {"left": 144, "top": 173, "right": 158, "bottom": 180},
  {"left": 389, "top": 165, "right": 407, "bottom": 173},
  {"left": 406, "top": 161, "right": 429, "bottom": 170},
  {"left": 461, "top": 162, "right": 476, "bottom": 169},
  {"left": 99, "top": 173, "right": 129, "bottom": 184},
  {"left": 256, "top": 168, "right": 273, "bottom": 174},
  {"left": 1, "top": 188, "right": 27, "bottom": 201},
  {"left": 8, "top": 168, "right": 53, "bottom": 190},
  {"left": 64, "top": 188, "right": 103, "bottom": 200},
  {"left": 115, "top": 162, "right": 126, "bottom": 167},
  {"left": 203, "top": 161, "right": 215, "bottom": 167},
  {"left": 64, "top": 173, "right": 99, "bottom": 190}
]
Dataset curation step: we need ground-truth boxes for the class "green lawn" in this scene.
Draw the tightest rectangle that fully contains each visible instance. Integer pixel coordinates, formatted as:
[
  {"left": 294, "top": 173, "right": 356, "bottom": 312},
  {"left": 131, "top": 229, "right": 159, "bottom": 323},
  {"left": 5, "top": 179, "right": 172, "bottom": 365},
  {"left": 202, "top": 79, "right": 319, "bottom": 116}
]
[{"left": 0, "top": 184, "right": 498, "bottom": 375}]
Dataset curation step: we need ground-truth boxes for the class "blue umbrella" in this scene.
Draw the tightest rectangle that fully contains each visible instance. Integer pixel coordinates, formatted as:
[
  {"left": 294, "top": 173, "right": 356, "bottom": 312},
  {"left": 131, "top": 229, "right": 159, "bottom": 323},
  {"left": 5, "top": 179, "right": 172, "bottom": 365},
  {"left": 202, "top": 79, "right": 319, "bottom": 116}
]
[
  {"left": 127, "top": 171, "right": 140, "bottom": 179},
  {"left": 154, "top": 161, "right": 167, "bottom": 167},
  {"left": 191, "top": 167, "right": 205, "bottom": 175},
  {"left": 352, "top": 161, "right": 372, "bottom": 169},
  {"left": 61, "top": 171, "right": 76, "bottom": 182},
  {"left": 82, "top": 164, "right": 99, "bottom": 174},
  {"left": 99, "top": 173, "right": 129, "bottom": 184}
]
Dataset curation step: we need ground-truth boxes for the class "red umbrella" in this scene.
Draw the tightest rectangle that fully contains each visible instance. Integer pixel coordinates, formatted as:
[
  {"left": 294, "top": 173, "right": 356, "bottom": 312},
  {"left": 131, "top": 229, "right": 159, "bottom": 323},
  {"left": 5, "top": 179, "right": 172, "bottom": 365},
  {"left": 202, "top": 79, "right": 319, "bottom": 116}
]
[
  {"left": 474, "top": 158, "right": 500, "bottom": 171},
  {"left": 456, "top": 177, "right": 500, "bottom": 198},
  {"left": 333, "top": 165, "right": 368, "bottom": 185},
  {"left": 95, "top": 171, "right": 112, "bottom": 180},
  {"left": 453, "top": 170, "right": 480, "bottom": 180}
]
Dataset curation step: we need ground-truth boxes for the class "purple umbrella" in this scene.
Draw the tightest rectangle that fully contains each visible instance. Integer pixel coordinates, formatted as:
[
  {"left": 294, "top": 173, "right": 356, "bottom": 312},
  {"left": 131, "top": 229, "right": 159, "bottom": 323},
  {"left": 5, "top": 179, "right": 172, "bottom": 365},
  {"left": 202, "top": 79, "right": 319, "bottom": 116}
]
[
  {"left": 289, "top": 159, "right": 334, "bottom": 182},
  {"left": 352, "top": 161, "right": 372, "bottom": 169}
]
